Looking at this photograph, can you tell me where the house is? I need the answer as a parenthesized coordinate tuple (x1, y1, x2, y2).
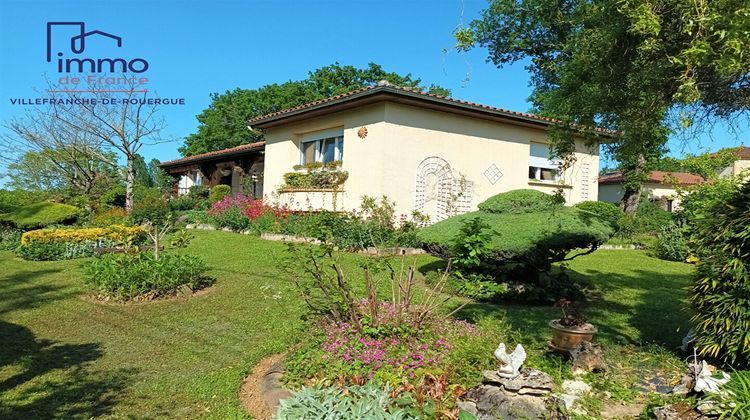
(164, 82, 611, 223)
(160, 141, 265, 197)
(598, 171, 705, 212)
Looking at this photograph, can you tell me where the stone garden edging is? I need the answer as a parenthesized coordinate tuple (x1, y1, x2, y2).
(598, 244, 639, 250)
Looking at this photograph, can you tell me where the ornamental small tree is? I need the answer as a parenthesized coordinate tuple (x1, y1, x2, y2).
(419, 190, 615, 299)
(688, 179, 750, 367)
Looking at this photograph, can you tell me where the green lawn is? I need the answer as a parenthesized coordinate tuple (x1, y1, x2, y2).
(0, 230, 694, 418)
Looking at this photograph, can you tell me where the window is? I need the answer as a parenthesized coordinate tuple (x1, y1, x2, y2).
(528, 143, 559, 182)
(299, 129, 344, 165)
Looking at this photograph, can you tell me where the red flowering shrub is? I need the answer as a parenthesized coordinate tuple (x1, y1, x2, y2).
(207, 194, 289, 231)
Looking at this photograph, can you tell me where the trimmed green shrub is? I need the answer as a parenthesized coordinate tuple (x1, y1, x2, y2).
(477, 189, 562, 214)
(419, 209, 613, 267)
(0, 189, 49, 213)
(209, 185, 231, 203)
(84, 252, 213, 300)
(688, 179, 750, 367)
(276, 383, 413, 420)
(0, 202, 80, 229)
(652, 223, 689, 262)
(419, 190, 614, 301)
(574, 201, 622, 229)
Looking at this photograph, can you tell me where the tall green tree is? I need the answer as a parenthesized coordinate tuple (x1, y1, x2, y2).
(460, 0, 750, 213)
(179, 63, 450, 157)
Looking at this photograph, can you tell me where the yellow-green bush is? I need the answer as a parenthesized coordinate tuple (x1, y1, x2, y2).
(18, 226, 146, 261)
(21, 226, 145, 245)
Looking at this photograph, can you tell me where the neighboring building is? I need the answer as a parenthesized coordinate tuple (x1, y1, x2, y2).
(163, 83, 613, 224)
(718, 145, 750, 178)
(160, 142, 265, 197)
(598, 171, 705, 212)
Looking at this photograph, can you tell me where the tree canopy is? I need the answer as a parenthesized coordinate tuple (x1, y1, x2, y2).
(651, 147, 738, 180)
(460, 0, 750, 213)
(179, 63, 450, 157)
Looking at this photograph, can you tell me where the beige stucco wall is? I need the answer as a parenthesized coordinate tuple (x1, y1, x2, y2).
(263, 101, 600, 221)
(733, 159, 750, 177)
(263, 103, 387, 212)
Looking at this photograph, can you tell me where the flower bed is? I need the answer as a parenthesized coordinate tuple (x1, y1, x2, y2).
(191, 194, 421, 250)
(85, 252, 213, 301)
(283, 300, 499, 415)
(17, 225, 146, 261)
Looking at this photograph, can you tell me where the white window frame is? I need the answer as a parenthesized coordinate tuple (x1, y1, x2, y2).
(528, 142, 560, 182)
(299, 129, 344, 165)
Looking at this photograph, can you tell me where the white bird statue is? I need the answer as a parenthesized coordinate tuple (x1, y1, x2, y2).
(494, 343, 526, 378)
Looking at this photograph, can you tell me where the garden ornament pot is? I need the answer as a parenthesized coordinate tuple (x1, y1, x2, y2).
(548, 319, 597, 352)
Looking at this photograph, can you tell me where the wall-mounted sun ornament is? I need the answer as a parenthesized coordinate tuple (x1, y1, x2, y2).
(357, 127, 368, 139)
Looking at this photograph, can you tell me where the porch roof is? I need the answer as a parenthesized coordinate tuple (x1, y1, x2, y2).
(159, 141, 265, 171)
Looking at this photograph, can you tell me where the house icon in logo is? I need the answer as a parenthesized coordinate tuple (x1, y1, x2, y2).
(46, 22, 122, 62)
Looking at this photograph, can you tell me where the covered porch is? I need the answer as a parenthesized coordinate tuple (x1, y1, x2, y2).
(159, 142, 266, 198)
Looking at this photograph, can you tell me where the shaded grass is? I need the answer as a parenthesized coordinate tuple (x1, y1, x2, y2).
(0, 231, 694, 418)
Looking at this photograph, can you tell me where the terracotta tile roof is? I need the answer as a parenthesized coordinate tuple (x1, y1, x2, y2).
(159, 141, 265, 168)
(732, 146, 750, 159)
(598, 170, 705, 186)
(248, 82, 620, 136)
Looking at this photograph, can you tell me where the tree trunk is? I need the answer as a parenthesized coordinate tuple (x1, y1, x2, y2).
(621, 186, 642, 215)
(620, 153, 646, 215)
(125, 155, 135, 213)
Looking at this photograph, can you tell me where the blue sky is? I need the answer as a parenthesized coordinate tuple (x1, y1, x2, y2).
(1, 0, 747, 176)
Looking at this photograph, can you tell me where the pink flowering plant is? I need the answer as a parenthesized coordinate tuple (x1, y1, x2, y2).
(282, 249, 503, 414)
(314, 300, 477, 376)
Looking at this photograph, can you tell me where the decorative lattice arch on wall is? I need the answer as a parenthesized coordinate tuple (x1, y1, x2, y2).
(414, 156, 453, 224)
(413, 156, 474, 224)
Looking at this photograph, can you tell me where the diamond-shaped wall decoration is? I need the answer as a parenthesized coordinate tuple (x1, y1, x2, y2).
(483, 164, 503, 185)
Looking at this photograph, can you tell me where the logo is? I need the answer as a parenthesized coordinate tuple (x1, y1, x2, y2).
(46, 22, 149, 73)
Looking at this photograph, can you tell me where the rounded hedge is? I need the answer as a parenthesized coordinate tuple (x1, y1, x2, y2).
(573, 201, 622, 229)
(209, 185, 231, 203)
(0, 201, 80, 229)
(477, 189, 562, 214)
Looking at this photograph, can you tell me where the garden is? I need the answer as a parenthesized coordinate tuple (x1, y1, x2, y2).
(1, 180, 749, 419)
